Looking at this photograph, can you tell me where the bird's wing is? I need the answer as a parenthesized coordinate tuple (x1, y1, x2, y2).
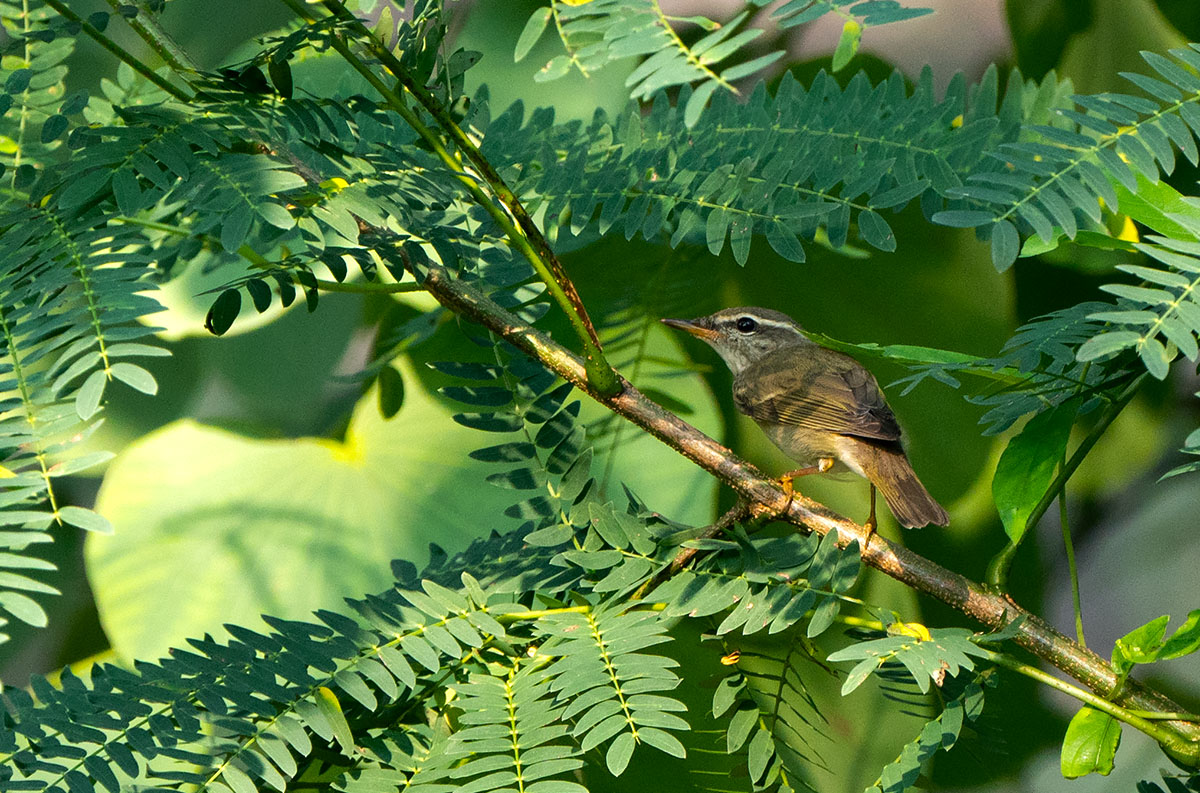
(733, 346, 902, 441)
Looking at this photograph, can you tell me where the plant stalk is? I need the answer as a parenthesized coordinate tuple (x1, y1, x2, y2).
(1059, 459, 1086, 648)
(43, 0, 190, 101)
(103, 0, 197, 75)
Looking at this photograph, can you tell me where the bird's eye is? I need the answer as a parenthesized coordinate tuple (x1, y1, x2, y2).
(735, 317, 757, 333)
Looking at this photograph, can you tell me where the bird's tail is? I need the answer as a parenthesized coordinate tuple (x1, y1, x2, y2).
(860, 444, 949, 529)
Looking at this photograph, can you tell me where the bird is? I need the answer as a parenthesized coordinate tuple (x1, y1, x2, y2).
(661, 306, 949, 532)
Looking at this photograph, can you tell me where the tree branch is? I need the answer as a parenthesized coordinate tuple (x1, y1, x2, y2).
(414, 263, 1200, 765)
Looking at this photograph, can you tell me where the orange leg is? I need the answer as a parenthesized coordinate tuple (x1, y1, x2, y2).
(863, 483, 877, 545)
(779, 457, 834, 507)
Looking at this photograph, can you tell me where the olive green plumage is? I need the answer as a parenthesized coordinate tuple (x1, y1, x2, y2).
(662, 307, 948, 529)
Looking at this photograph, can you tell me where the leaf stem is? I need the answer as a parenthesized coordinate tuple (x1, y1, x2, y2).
(495, 606, 591, 622)
(42, 0, 190, 101)
(313, 278, 421, 294)
(102, 0, 198, 75)
(289, 0, 619, 396)
(1060, 455, 1086, 648)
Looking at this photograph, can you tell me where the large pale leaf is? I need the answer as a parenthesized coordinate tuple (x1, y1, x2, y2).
(581, 322, 721, 527)
(87, 358, 517, 661)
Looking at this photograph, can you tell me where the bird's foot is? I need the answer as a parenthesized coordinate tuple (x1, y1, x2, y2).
(772, 458, 834, 518)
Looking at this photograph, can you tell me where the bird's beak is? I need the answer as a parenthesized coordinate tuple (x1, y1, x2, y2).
(661, 317, 719, 342)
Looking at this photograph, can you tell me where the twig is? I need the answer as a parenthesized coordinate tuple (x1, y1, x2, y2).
(103, 0, 197, 75)
(1060, 456, 1086, 648)
(42, 0, 190, 101)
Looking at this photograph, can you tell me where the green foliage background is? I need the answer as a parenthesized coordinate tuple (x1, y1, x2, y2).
(2, 1, 1200, 792)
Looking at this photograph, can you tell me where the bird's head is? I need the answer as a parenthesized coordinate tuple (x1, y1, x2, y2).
(661, 306, 811, 375)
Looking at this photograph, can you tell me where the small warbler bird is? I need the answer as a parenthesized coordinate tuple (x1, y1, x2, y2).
(662, 307, 949, 530)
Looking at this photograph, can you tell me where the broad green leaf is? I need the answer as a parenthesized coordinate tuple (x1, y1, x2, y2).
(1113, 609, 1200, 675)
(87, 358, 518, 660)
(110, 362, 158, 395)
(1113, 173, 1200, 241)
(831, 19, 862, 71)
(315, 687, 355, 754)
(991, 219, 1019, 270)
(205, 289, 242, 336)
(76, 369, 108, 420)
(992, 402, 1076, 543)
(58, 506, 114, 535)
(605, 731, 635, 776)
(515, 7, 552, 62)
(578, 322, 719, 526)
(1060, 707, 1120, 778)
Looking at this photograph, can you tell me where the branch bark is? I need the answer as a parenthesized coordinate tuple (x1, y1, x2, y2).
(416, 264, 1200, 765)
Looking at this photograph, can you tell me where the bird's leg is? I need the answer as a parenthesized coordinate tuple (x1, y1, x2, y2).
(863, 483, 877, 545)
(778, 457, 834, 511)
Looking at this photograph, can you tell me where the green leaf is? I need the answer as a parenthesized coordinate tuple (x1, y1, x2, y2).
(638, 727, 685, 758)
(992, 402, 1076, 543)
(76, 369, 108, 420)
(1138, 336, 1172, 379)
(377, 365, 404, 419)
(87, 360, 520, 660)
(746, 725, 774, 782)
(991, 219, 1020, 271)
(246, 279, 273, 312)
(268, 57, 293, 98)
(684, 80, 718, 128)
(931, 210, 994, 228)
(222, 204, 254, 252)
(857, 210, 895, 251)
(315, 686, 355, 754)
(831, 19, 862, 71)
(0, 591, 48, 627)
(48, 451, 115, 478)
(205, 289, 242, 336)
(58, 506, 114, 535)
(1060, 707, 1120, 779)
(1158, 609, 1200, 660)
(1113, 610, 1200, 676)
(605, 731, 636, 776)
(257, 202, 295, 230)
(110, 363, 158, 395)
(1076, 331, 1142, 361)
(726, 703, 757, 752)
(1113, 174, 1200, 241)
(515, 7, 552, 62)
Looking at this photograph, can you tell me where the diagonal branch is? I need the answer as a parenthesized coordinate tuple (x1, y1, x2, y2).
(413, 263, 1200, 766)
